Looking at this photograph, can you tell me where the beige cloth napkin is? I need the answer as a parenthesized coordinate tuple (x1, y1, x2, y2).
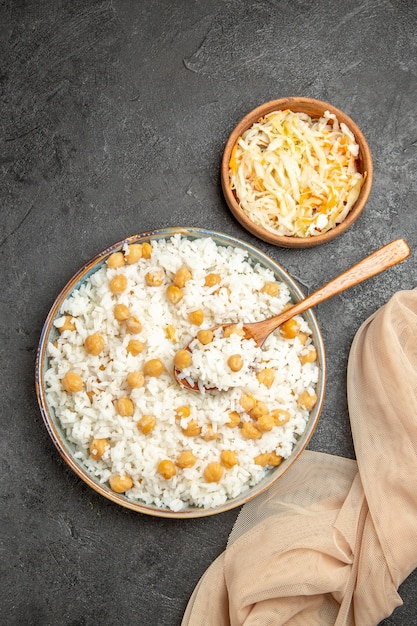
(182, 289, 417, 626)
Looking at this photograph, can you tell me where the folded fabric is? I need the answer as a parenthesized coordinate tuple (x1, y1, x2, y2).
(182, 289, 417, 626)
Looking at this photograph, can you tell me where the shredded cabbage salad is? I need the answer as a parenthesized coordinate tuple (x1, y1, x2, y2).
(229, 109, 365, 238)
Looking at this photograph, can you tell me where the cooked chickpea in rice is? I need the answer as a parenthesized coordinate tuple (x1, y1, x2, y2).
(145, 271, 164, 287)
(227, 354, 244, 372)
(106, 251, 125, 269)
(125, 316, 142, 334)
(173, 266, 192, 288)
(127, 371, 145, 389)
(57, 315, 76, 333)
(61, 371, 83, 392)
(175, 450, 196, 469)
(126, 339, 144, 356)
(166, 284, 184, 304)
(125, 243, 142, 265)
(188, 309, 204, 326)
(220, 450, 238, 469)
(114, 303, 130, 321)
(115, 397, 134, 417)
(137, 414, 156, 435)
(261, 281, 279, 297)
(181, 419, 202, 437)
(45, 235, 319, 511)
(141, 241, 152, 258)
(196, 329, 213, 345)
(109, 274, 127, 294)
(84, 332, 105, 356)
(143, 359, 164, 377)
(175, 405, 191, 419)
(109, 474, 133, 493)
(89, 438, 109, 460)
(157, 459, 176, 480)
(173, 349, 191, 370)
(204, 273, 221, 287)
(204, 462, 224, 483)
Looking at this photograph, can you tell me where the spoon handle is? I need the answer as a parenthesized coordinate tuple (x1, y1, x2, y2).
(251, 238, 410, 344)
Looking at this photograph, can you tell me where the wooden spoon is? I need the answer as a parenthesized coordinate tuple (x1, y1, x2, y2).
(174, 238, 410, 391)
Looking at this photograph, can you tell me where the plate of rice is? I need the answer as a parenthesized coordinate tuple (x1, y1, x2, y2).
(35, 227, 326, 518)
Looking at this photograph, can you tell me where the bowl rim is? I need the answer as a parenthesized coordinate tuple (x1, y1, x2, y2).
(35, 226, 327, 518)
(221, 96, 373, 248)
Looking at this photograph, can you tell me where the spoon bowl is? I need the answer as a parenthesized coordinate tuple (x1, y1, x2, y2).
(174, 238, 410, 391)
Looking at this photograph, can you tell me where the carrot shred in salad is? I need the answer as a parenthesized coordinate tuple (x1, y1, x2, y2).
(229, 109, 366, 238)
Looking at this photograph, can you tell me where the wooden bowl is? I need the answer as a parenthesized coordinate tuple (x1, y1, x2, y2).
(221, 97, 373, 248)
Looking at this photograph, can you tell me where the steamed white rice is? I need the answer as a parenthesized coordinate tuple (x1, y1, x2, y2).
(44, 235, 319, 511)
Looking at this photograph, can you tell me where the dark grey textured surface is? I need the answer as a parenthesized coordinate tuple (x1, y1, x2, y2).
(1, 1, 417, 624)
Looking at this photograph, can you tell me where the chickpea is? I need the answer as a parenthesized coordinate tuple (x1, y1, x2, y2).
(223, 324, 245, 338)
(84, 332, 105, 356)
(261, 281, 279, 297)
(62, 371, 83, 392)
(137, 414, 156, 435)
(173, 266, 192, 288)
(175, 450, 196, 469)
(157, 459, 176, 480)
(220, 450, 238, 469)
(109, 474, 133, 493)
(165, 324, 177, 342)
(106, 252, 125, 269)
(114, 303, 130, 322)
(240, 421, 262, 440)
(181, 420, 202, 437)
(141, 242, 152, 258)
(256, 368, 275, 388)
(89, 438, 109, 460)
(254, 452, 270, 466)
(143, 358, 164, 377)
(196, 329, 213, 345)
(145, 271, 164, 287)
(188, 309, 204, 326)
(227, 354, 244, 372)
(202, 424, 217, 441)
(297, 390, 318, 411)
(256, 414, 276, 432)
(271, 408, 291, 427)
(115, 396, 134, 417)
(268, 451, 283, 467)
(299, 347, 317, 365)
(204, 462, 224, 483)
(126, 339, 144, 356)
(248, 401, 269, 420)
(125, 316, 142, 334)
(175, 405, 191, 419)
(240, 393, 256, 412)
(173, 349, 191, 370)
(166, 284, 184, 304)
(204, 273, 221, 287)
(109, 274, 127, 294)
(126, 371, 145, 388)
(226, 411, 241, 428)
(58, 315, 76, 333)
(298, 331, 309, 345)
(125, 243, 142, 264)
(280, 319, 300, 339)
